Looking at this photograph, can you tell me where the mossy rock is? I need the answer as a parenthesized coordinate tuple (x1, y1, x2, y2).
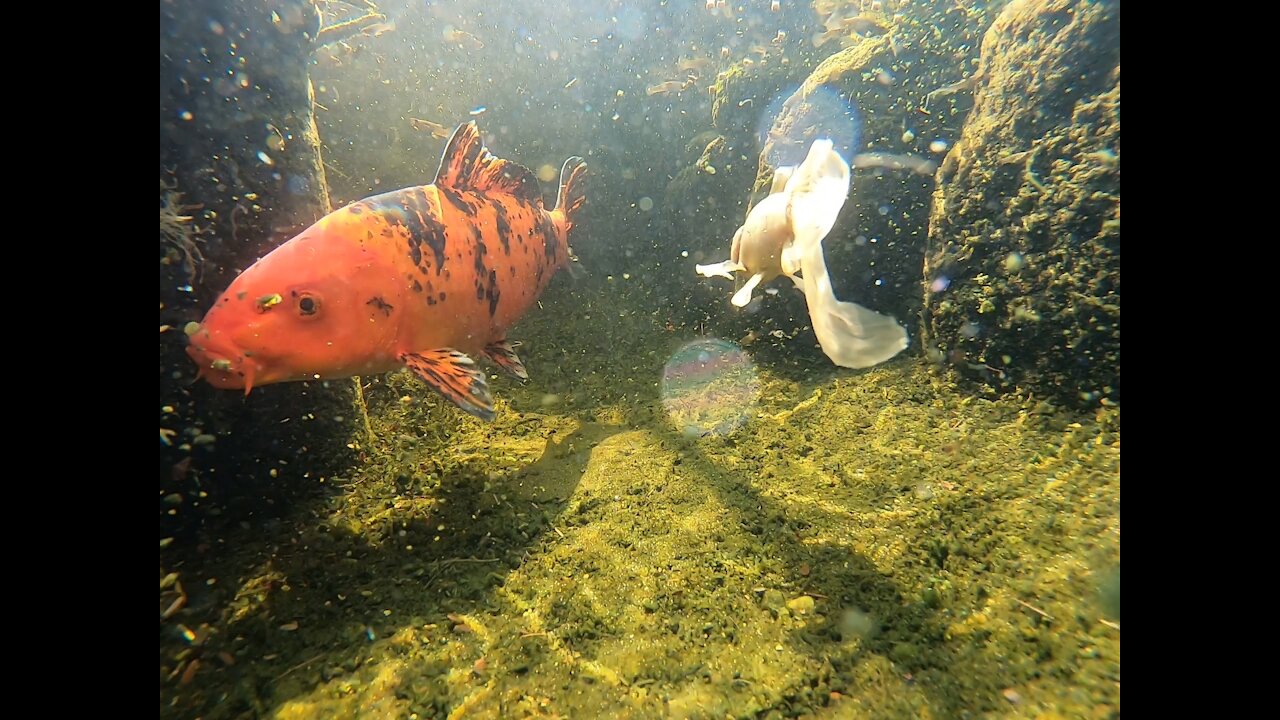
(922, 0, 1120, 409)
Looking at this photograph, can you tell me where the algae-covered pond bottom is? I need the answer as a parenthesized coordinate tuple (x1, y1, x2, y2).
(161, 304, 1119, 720)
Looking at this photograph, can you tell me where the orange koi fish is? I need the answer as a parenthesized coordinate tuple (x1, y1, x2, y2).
(186, 122, 587, 421)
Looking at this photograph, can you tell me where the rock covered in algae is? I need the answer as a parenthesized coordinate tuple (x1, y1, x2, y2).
(159, 0, 358, 552)
(922, 0, 1120, 408)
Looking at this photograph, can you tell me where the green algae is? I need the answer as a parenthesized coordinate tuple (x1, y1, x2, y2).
(160, 275, 1119, 719)
(922, 0, 1121, 409)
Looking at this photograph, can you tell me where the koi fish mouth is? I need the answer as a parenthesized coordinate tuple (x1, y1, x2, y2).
(186, 337, 259, 395)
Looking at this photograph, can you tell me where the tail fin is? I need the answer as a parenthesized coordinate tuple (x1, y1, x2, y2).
(796, 240, 909, 368)
(784, 139, 850, 252)
(554, 156, 588, 231)
(786, 139, 908, 369)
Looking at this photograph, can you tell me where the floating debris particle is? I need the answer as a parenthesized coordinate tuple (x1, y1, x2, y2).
(408, 117, 451, 139)
(180, 658, 200, 685)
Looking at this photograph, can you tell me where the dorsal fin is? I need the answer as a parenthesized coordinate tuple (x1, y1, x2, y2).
(434, 121, 543, 206)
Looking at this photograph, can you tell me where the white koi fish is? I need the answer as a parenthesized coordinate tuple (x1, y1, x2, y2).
(696, 139, 908, 369)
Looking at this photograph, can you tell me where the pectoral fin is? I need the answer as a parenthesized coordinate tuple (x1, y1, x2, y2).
(732, 272, 765, 307)
(484, 339, 529, 381)
(696, 259, 744, 279)
(400, 349, 496, 421)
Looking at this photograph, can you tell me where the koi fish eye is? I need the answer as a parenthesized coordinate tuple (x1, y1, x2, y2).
(297, 293, 321, 316)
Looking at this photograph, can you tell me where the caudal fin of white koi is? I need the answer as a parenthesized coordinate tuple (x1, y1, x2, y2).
(783, 139, 851, 256)
(794, 237, 909, 368)
(786, 139, 909, 368)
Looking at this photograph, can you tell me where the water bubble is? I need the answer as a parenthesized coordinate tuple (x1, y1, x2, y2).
(661, 338, 760, 438)
(758, 85, 861, 168)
